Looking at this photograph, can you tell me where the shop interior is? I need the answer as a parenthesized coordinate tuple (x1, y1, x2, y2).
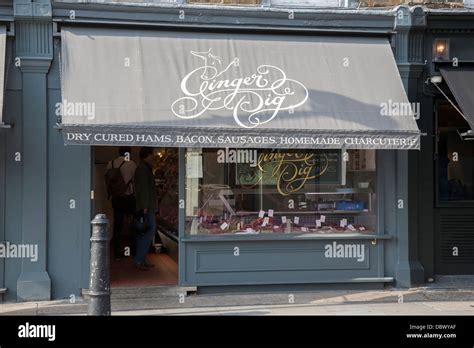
(93, 146, 179, 287)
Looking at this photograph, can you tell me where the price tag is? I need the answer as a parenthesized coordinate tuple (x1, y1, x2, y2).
(316, 220, 321, 228)
(258, 210, 265, 218)
(294, 216, 300, 225)
(347, 224, 356, 231)
(220, 222, 229, 230)
(268, 209, 274, 217)
(301, 227, 308, 232)
(282, 216, 287, 224)
(320, 215, 326, 223)
(262, 217, 269, 227)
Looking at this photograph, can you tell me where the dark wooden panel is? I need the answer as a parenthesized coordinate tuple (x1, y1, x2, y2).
(435, 211, 474, 274)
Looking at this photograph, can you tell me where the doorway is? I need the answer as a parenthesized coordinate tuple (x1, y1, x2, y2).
(434, 103, 474, 274)
(92, 146, 179, 286)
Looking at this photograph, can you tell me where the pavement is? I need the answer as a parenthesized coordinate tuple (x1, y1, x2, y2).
(0, 275, 473, 316)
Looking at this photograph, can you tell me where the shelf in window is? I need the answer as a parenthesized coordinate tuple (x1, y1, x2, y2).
(234, 210, 370, 215)
(347, 169, 376, 172)
(305, 189, 373, 195)
(182, 233, 392, 242)
(232, 188, 373, 195)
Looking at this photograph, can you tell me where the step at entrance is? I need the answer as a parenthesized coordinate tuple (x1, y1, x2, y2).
(82, 286, 197, 300)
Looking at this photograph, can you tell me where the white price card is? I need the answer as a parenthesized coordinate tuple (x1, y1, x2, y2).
(268, 209, 274, 217)
(301, 227, 308, 232)
(316, 220, 321, 228)
(220, 222, 229, 230)
(282, 216, 287, 224)
(262, 217, 270, 226)
(294, 216, 300, 225)
(320, 215, 326, 223)
(258, 210, 265, 218)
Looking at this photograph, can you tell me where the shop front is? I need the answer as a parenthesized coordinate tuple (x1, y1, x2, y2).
(58, 25, 420, 288)
(417, 18, 474, 277)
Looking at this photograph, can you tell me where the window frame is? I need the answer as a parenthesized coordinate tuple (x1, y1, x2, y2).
(182, 147, 381, 239)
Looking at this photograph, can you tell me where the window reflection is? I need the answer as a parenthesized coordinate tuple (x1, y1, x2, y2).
(185, 148, 377, 236)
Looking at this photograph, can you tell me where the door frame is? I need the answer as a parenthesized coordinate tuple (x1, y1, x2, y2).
(0, 128, 5, 291)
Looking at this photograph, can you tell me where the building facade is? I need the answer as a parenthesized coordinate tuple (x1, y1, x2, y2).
(0, 0, 473, 302)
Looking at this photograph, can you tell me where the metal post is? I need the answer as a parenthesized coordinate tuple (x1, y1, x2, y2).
(88, 214, 111, 316)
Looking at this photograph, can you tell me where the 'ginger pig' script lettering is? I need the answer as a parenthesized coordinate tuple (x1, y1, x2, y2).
(171, 49, 309, 129)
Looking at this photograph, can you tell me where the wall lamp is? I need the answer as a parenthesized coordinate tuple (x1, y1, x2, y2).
(429, 75, 443, 84)
(433, 38, 450, 61)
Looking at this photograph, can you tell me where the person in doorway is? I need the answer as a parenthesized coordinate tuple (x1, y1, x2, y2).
(106, 146, 137, 260)
(133, 147, 157, 270)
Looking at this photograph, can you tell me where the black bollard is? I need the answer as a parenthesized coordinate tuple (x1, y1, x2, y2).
(88, 214, 111, 316)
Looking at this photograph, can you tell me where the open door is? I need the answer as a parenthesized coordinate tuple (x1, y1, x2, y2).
(92, 146, 179, 288)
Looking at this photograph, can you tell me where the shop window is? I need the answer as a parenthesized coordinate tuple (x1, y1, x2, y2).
(437, 104, 474, 202)
(185, 148, 377, 236)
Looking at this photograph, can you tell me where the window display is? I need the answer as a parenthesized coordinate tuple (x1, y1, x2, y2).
(185, 148, 377, 236)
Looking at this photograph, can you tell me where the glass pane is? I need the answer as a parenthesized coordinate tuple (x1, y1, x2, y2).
(438, 104, 474, 202)
(185, 148, 377, 236)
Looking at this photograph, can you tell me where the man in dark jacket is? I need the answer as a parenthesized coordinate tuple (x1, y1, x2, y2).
(133, 147, 157, 270)
(107, 146, 136, 260)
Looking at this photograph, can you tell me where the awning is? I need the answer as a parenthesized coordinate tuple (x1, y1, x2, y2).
(440, 67, 474, 131)
(60, 27, 420, 150)
(0, 26, 7, 126)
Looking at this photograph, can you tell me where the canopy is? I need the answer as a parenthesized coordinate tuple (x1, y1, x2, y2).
(60, 27, 420, 150)
(440, 67, 474, 132)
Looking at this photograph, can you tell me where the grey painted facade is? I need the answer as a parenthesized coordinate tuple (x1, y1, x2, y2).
(417, 11, 474, 278)
(0, 0, 472, 301)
